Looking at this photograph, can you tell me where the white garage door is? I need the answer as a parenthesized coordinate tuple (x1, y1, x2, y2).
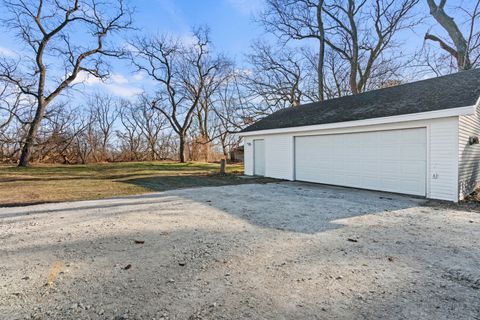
(294, 128, 427, 196)
(254, 139, 265, 176)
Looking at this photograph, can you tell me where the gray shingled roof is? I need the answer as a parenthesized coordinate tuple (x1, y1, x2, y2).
(242, 68, 480, 133)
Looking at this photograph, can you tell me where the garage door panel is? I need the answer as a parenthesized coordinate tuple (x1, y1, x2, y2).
(400, 144, 426, 157)
(295, 128, 426, 196)
(398, 129, 426, 143)
(400, 162, 425, 174)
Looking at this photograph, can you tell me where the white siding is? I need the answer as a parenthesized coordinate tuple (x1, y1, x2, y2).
(244, 137, 254, 175)
(428, 118, 459, 201)
(253, 139, 266, 176)
(265, 135, 294, 180)
(458, 104, 480, 199)
(243, 117, 460, 201)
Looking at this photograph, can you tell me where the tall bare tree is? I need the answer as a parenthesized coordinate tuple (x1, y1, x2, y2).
(89, 94, 120, 161)
(260, 0, 420, 96)
(0, 82, 23, 131)
(0, 0, 132, 166)
(260, 0, 327, 100)
(131, 96, 167, 160)
(192, 53, 231, 161)
(34, 103, 87, 163)
(129, 27, 228, 162)
(322, 0, 419, 94)
(245, 43, 312, 110)
(212, 72, 249, 158)
(425, 0, 479, 71)
(117, 101, 143, 161)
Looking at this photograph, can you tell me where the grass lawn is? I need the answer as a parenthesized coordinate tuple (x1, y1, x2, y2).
(0, 161, 270, 207)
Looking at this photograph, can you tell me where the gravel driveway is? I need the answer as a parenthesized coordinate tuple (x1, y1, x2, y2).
(1, 182, 479, 320)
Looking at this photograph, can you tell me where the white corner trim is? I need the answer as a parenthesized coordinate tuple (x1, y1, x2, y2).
(239, 105, 476, 137)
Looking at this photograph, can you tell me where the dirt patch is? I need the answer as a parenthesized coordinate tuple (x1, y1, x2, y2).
(125, 174, 278, 193)
(0, 182, 479, 319)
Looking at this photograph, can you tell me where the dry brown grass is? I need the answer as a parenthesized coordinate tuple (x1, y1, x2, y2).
(0, 161, 251, 207)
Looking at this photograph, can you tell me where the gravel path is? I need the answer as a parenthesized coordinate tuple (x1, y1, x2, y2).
(0, 182, 479, 320)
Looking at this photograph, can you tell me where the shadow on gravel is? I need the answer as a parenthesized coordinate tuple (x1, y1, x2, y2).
(173, 182, 426, 234)
(1, 191, 478, 320)
(124, 174, 278, 192)
(0, 182, 423, 234)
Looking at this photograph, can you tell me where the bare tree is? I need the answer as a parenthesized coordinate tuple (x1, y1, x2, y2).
(0, 82, 26, 161)
(0, 0, 132, 166)
(322, 0, 419, 94)
(79, 108, 101, 163)
(132, 96, 168, 160)
(0, 82, 23, 131)
(245, 42, 312, 110)
(34, 103, 87, 163)
(425, 0, 479, 71)
(317, 49, 351, 98)
(117, 100, 143, 161)
(89, 94, 120, 161)
(260, 0, 327, 100)
(0, 120, 25, 162)
(191, 53, 232, 162)
(129, 27, 228, 162)
(212, 73, 247, 158)
(260, 0, 420, 96)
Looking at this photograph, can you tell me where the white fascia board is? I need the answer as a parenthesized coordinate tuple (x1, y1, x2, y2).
(239, 105, 476, 137)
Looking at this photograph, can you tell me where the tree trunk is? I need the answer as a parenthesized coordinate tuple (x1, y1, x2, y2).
(200, 134, 210, 162)
(221, 135, 228, 159)
(316, 0, 325, 101)
(317, 43, 325, 100)
(426, 0, 472, 71)
(348, 0, 359, 94)
(179, 134, 186, 163)
(220, 159, 226, 175)
(18, 102, 46, 167)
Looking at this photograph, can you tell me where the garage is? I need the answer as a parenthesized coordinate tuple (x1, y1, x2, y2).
(294, 128, 427, 196)
(240, 69, 480, 201)
(253, 139, 265, 176)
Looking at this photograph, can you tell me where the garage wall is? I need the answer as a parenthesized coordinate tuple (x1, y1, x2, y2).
(428, 118, 459, 201)
(243, 117, 460, 201)
(458, 103, 480, 199)
(244, 135, 294, 179)
(244, 137, 254, 175)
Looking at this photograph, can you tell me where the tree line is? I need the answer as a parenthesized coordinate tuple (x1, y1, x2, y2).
(0, 0, 478, 166)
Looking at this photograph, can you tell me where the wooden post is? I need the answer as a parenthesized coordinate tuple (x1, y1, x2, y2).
(220, 159, 226, 175)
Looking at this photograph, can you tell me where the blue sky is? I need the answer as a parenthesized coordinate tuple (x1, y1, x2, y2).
(0, 0, 267, 100)
(139, 0, 266, 57)
(0, 0, 472, 101)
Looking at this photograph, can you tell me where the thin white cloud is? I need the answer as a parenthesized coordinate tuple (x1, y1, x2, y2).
(111, 74, 129, 85)
(226, 0, 264, 15)
(73, 71, 143, 98)
(157, 0, 189, 32)
(179, 33, 198, 47)
(107, 84, 143, 98)
(0, 46, 17, 57)
(72, 71, 102, 85)
(132, 72, 144, 82)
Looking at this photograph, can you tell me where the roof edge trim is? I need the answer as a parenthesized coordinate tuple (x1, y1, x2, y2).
(239, 105, 475, 137)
